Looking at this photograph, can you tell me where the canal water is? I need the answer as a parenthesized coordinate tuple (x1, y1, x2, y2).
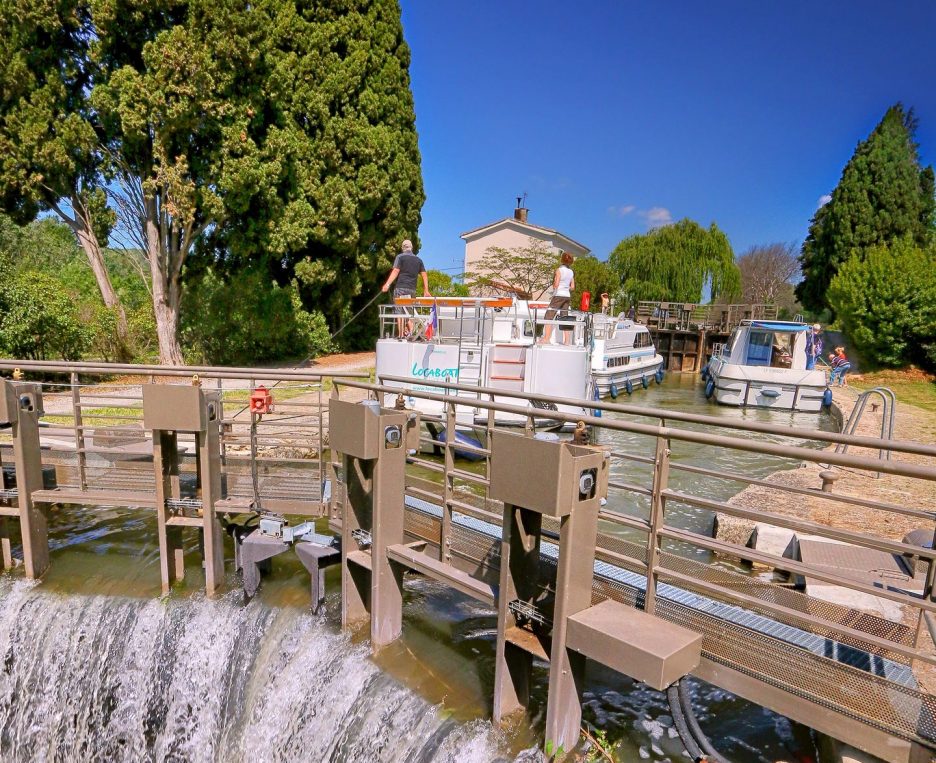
(0, 374, 836, 762)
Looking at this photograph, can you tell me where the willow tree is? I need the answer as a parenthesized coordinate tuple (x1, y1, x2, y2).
(608, 219, 740, 305)
(1, 0, 423, 363)
(797, 104, 935, 314)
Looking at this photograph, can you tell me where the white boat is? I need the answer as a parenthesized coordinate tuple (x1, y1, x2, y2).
(375, 297, 591, 427)
(702, 320, 830, 412)
(590, 313, 665, 398)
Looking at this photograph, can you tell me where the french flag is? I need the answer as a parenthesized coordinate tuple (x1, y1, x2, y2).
(425, 303, 438, 340)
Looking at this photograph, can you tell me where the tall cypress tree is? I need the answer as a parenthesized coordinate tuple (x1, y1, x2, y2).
(797, 104, 936, 314)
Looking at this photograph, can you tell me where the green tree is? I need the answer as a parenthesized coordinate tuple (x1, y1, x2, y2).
(0, 270, 88, 361)
(1, 0, 423, 364)
(466, 237, 558, 299)
(569, 256, 616, 312)
(797, 104, 936, 314)
(608, 219, 740, 305)
(427, 270, 469, 297)
(827, 237, 936, 370)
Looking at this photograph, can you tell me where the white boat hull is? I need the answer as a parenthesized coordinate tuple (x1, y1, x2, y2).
(706, 357, 828, 412)
(591, 353, 665, 396)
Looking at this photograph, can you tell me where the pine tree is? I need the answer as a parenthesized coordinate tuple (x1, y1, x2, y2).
(607, 219, 740, 305)
(797, 104, 936, 314)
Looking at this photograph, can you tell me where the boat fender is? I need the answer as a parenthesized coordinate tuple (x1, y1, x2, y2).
(760, 389, 781, 398)
(705, 378, 716, 399)
(641, 376, 649, 389)
(625, 379, 633, 395)
(592, 384, 602, 417)
(609, 382, 619, 399)
(700, 363, 708, 379)
(822, 388, 833, 408)
(655, 369, 665, 384)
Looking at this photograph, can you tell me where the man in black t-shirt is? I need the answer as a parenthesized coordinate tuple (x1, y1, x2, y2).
(382, 239, 430, 337)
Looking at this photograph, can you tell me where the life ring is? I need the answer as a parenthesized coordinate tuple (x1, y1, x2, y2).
(705, 378, 716, 399)
(625, 379, 633, 395)
(655, 369, 665, 384)
(609, 382, 619, 399)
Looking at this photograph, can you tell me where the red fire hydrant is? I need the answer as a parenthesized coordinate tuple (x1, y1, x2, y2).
(580, 291, 591, 312)
(250, 385, 274, 415)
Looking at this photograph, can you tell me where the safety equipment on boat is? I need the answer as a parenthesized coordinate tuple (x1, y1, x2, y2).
(592, 384, 602, 417)
(609, 382, 618, 399)
(700, 363, 709, 379)
(822, 388, 833, 408)
(624, 380, 633, 395)
(705, 378, 716, 399)
(641, 376, 649, 389)
(655, 369, 665, 384)
(580, 291, 591, 311)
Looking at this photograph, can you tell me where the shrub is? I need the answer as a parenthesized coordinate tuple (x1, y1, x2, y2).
(827, 238, 936, 370)
(0, 271, 89, 360)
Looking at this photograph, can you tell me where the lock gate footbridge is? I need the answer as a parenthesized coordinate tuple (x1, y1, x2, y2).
(1, 359, 935, 761)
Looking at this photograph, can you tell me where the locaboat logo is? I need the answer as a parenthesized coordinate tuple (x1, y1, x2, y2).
(411, 363, 459, 380)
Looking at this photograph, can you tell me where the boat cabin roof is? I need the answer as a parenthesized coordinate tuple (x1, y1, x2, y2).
(742, 320, 809, 332)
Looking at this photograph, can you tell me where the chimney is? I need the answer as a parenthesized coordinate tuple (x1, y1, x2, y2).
(514, 194, 529, 224)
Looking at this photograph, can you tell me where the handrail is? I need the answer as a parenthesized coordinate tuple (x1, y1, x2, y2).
(376, 374, 936, 458)
(0, 359, 369, 381)
(341, 378, 936, 480)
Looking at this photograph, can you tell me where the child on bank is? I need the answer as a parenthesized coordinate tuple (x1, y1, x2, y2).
(828, 347, 851, 387)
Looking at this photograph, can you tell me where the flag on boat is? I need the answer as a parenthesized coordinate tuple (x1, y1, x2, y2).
(425, 303, 438, 340)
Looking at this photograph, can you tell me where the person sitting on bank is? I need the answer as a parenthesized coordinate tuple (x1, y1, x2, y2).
(805, 323, 823, 370)
(382, 239, 430, 338)
(539, 251, 574, 345)
(829, 347, 851, 387)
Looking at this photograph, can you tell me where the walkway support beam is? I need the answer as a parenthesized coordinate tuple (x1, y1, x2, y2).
(330, 398, 408, 648)
(0, 381, 48, 578)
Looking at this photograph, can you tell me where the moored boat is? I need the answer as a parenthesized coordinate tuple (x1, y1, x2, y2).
(702, 319, 830, 411)
(590, 313, 665, 398)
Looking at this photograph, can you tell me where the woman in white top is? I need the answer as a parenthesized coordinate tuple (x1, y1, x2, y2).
(540, 251, 575, 345)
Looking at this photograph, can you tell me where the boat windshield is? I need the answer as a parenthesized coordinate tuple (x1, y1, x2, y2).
(746, 330, 796, 368)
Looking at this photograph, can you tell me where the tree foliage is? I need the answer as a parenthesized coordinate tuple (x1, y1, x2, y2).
(736, 242, 801, 316)
(608, 219, 740, 305)
(427, 270, 469, 297)
(466, 237, 558, 299)
(797, 104, 936, 313)
(827, 237, 936, 370)
(1, 0, 424, 363)
(569, 256, 617, 312)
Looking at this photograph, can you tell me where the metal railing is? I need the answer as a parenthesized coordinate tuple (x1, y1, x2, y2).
(334, 373, 936, 754)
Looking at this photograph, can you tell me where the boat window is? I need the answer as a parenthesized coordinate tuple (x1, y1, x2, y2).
(728, 329, 742, 357)
(769, 332, 795, 369)
(745, 331, 773, 366)
(523, 320, 542, 338)
(633, 332, 653, 348)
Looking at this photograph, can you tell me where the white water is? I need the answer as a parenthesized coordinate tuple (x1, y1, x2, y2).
(0, 579, 517, 762)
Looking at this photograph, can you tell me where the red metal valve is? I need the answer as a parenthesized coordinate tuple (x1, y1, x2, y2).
(250, 385, 274, 414)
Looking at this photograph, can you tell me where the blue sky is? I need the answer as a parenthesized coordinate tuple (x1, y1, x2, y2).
(398, 1, 936, 273)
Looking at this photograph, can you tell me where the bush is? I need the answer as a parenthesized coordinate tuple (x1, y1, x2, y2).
(0, 271, 89, 360)
(181, 270, 334, 365)
(827, 238, 936, 370)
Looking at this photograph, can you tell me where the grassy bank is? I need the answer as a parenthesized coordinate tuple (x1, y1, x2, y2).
(848, 368, 936, 412)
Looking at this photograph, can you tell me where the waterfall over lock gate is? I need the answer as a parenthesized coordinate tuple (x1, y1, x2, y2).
(0, 580, 514, 763)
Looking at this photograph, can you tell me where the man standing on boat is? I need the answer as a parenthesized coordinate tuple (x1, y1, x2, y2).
(382, 240, 430, 337)
(805, 323, 823, 370)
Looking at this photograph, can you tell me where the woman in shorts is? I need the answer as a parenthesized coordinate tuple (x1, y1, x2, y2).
(539, 252, 575, 345)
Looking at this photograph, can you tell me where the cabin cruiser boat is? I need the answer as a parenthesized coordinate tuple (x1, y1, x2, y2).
(702, 320, 830, 412)
(590, 313, 665, 398)
(375, 297, 592, 428)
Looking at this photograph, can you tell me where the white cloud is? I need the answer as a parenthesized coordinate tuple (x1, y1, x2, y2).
(641, 206, 673, 228)
(608, 204, 636, 217)
(817, 194, 832, 209)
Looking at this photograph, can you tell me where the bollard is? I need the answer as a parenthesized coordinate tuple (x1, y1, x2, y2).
(0, 381, 48, 578)
(819, 469, 842, 493)
(329, 397, 408, 648)
(488, 430, 608, 752)
(143, 384, 224, 595)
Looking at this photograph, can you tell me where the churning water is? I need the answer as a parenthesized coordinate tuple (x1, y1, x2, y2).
(0, 579, 514, 762)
